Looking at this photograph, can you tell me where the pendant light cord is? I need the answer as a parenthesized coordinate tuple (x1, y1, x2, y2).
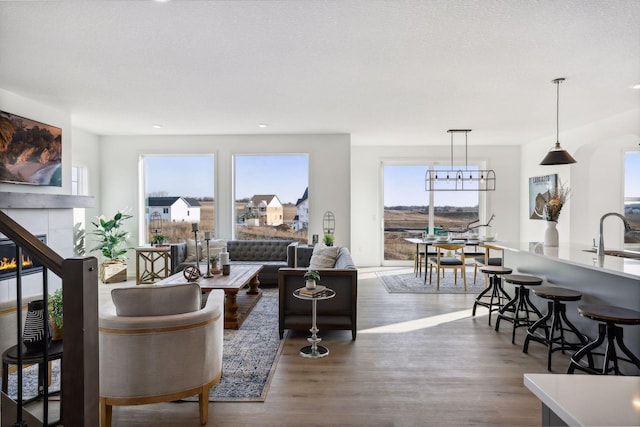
(556, 79, 560, 144)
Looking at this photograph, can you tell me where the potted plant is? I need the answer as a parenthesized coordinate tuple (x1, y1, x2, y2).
(91, 209, 133, 283)
(323, 234, 335, 246)
(48, 288, 63, 341)
(151, 233, 168, 246)
(209, 253, 220, 274)
(304, 269, 321, 289)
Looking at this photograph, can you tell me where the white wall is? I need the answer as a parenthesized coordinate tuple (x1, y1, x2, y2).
(0, 88, 72, 195)
(0, 89, 75, 300)
(351, 144, 521, 267)
(98, 134, 351, 275)
(520, 109, 640, 247)
(70, 127, 102, 250)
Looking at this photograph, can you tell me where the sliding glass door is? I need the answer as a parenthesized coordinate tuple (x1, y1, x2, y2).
(383, 163, 480, 263)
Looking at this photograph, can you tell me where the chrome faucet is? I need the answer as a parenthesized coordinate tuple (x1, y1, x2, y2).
(597, 212, 632, 259)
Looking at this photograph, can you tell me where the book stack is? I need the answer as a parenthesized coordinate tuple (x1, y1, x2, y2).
(299, 285, 327, 296)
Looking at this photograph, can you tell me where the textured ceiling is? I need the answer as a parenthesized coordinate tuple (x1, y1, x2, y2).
(0, 0, 638, 146)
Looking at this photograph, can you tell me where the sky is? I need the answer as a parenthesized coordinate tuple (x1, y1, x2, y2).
(625, 152, 640, 199)
(144, 154, 308, 204)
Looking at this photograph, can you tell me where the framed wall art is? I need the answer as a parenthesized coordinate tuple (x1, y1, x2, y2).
(0, 110, 62, 186)
(528, 174, 557, 220)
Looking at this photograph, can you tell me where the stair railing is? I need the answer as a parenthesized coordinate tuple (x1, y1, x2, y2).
(0, 209, 98, 426)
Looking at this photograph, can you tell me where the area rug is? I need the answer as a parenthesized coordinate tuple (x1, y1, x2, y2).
(6, 360, 61, 401)
(7, 288, 284, 403)
(377, 268, 486, 294)
(185, 286, 284, 402)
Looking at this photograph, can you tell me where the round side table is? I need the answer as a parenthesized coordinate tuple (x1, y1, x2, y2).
(293, 287, 336, 358)
(2, 340, 63, 401)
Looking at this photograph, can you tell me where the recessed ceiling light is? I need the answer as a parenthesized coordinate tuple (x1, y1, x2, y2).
(258, 123, 268, 128)
(632, 84, 640, 89)
(152, 124, 163, 129)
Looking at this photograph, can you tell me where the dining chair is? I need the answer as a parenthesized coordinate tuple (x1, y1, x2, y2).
(473, 244, 503, 285)
(427, 243, 467, 290)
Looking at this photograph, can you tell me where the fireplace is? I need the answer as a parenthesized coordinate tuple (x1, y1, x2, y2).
(0, 235, 46, 280)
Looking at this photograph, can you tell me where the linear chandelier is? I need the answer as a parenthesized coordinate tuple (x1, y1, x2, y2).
(425, 129, 496, 191)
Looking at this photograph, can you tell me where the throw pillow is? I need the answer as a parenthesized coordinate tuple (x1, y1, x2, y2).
(184, 239, 202, 262)
(309, 245, 340, 269)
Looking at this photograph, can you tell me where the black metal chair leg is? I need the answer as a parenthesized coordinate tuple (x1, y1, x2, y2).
(568, 323, 607, 374)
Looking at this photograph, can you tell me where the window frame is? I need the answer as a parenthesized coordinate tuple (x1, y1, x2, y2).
(381, 161, 486, 265)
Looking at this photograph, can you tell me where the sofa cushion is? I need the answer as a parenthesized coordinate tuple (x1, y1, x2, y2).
(309, 245, 340, 269)
(111, 283, 202, 316)
(185, 239, 206, 262)
(335, 247, 357, 269)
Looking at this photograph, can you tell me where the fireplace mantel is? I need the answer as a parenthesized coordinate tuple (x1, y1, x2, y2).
(0, 192, 95, 209)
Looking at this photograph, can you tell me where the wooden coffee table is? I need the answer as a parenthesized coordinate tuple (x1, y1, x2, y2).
(155, 264, 263, 329)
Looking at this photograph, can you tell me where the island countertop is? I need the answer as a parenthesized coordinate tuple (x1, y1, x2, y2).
(524, 374, 640, 426)
(485, 242, 640, 280)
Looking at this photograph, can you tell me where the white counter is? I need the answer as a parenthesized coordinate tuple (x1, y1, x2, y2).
(487, 242, 640, 280)
(524, 373, 640, 426)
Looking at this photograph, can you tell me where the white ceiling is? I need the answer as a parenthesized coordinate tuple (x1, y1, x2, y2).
(1, 0, 639, 146)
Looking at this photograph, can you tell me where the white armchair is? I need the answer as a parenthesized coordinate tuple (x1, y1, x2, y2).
(99, 283, 223, 427)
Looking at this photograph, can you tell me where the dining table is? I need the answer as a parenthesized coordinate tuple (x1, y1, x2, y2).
(404, 237, 487, 277)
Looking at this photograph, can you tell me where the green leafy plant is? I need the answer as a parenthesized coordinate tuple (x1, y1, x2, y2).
(323, 234, 335, 246)
(90, 210, 133, 262)
(48, 288, 63, 328)
(151, 233, 168, 245)
(304, 269, 321, 282)
(209, 253, 220, 264)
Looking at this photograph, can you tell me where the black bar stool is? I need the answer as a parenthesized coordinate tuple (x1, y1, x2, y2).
(568, 304, 640, 375)
(495, 274, 543, 344)
(523, 285, 589, 371)
(472, 266, 512, 325)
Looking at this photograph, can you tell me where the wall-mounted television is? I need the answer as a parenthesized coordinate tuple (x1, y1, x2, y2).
(0, 110, 62, 186)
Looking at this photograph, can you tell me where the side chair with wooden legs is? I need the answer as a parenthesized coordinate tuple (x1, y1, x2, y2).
(427, 243, 466, 291)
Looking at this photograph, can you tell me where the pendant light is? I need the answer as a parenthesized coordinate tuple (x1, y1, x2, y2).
(540, 77, 577, 165)
(425, 129, 496, 191)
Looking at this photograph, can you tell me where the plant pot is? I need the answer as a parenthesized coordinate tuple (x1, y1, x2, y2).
(50, 319, 63, 341)
(100, 261, 127, 283)
(305, 280, 316, 290)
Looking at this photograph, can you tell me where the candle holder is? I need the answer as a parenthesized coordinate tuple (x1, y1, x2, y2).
(192, 226, 201, 275)
(203, 235, 213, 278)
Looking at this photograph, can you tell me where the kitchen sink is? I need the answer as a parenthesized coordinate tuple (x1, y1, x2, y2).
(582, 249, 640, 260)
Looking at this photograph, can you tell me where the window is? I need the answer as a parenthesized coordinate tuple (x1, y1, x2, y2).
(624, 152, 640, 246)
(383, 164, 480, 262)
(72, 165, 88, 256)
(234, 155, 308, 242)
(143, 155, 214, 244)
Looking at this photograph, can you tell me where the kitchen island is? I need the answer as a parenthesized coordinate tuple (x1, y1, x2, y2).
(493, 242, 640, 372)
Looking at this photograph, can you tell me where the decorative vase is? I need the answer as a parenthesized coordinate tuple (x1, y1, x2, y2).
(23, 299, 52, 353)
(51, 319, 64, 341)
(306, 280, 316, 290)
(544, 221, 559, 247)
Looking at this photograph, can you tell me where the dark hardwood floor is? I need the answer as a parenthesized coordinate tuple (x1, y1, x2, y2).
(105, 268, 571, 426)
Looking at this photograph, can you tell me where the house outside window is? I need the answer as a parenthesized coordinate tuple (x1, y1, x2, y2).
(143, 155, 214, 244)
(234, 155, 308, 242)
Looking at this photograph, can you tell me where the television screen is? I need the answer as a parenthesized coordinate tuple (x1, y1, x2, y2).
(0, 110, 62, 186)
